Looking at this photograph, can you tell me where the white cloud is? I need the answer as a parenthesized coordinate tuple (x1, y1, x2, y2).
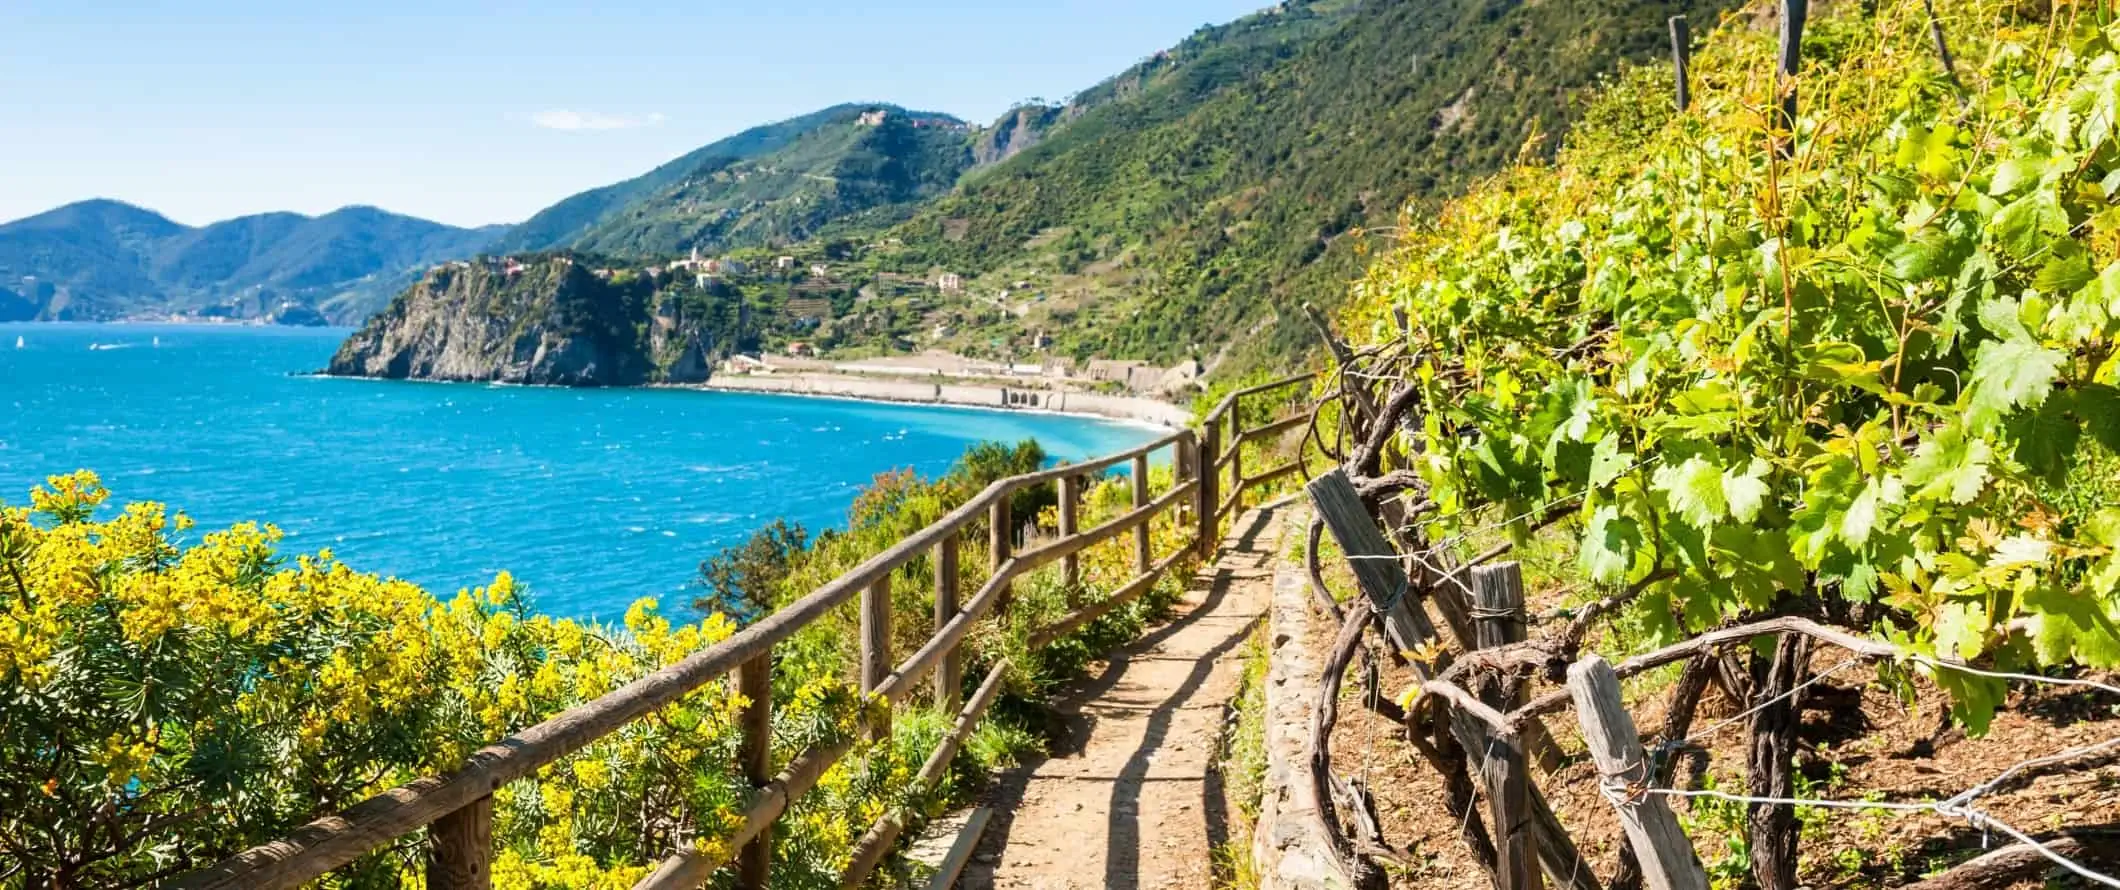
(529, 110, 667, 131)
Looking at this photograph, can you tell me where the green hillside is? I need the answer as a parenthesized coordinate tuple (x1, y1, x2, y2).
(885, 0, 1736, 371)
(503, 105, 977, 258)
(0, 200, 503, 323)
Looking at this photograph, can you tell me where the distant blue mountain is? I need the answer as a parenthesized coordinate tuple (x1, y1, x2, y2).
(0, 199, 506, 324)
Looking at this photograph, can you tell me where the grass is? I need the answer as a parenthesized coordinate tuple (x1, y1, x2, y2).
(1212, 620, 1274, 889)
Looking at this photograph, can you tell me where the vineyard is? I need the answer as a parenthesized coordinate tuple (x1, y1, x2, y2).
(1281, 0, 2120, 887)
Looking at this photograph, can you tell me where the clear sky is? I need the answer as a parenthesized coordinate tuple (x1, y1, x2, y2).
(0, 1, 1267, 229)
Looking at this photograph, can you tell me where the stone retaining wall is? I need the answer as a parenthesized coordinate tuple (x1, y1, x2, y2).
(1252, 503, 1361, 889)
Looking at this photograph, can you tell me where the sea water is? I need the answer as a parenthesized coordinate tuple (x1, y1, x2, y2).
(0, 323, 1160, 619)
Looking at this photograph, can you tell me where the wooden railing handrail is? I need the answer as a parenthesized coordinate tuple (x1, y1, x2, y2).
(173, 370, 1317, 890)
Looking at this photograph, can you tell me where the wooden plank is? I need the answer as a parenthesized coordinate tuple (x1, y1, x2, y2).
(1008, 482, 1193, 573)
(1471, 564, 1540, 890)
(990, 498, 1012, 615)
(840, 663, 1010, 888)
(1568, 655, 1708, 890)
(1197, 422, 1220, 559)
(427, 795, 492, 890)
(736, 654, 773, 889)
(925, 808, 994, 890)
(1227, 407, 1245, 516)
(636, 730, 866, 890)
(1305, 469, 1429, 655)
(1132, 455, 1153, 574)
(1028, 545, 1193, 649)
(934, 533, 961, 711)
(1669, 15, 1691, 111)
(1059, 471, 1081, 589)
(1235, 411, 1310, 444)
(862, 575, 893, 741)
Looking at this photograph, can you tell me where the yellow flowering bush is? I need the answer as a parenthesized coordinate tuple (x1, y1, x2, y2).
(0, 471, 858, 889)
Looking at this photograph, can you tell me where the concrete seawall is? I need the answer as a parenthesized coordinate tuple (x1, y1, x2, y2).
(698, 373, 1193, 428)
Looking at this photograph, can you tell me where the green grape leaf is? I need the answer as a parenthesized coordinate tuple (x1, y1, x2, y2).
(1838, 475, 1903, 547)
(2078, 383, 2120, 451)
(1931, 664, 2006, 736)
(1653, 456, 1727, 529)
(2007, 393, 2081, 479)
(1990, 189, 2067, 261)
(1588, 436, 1632, 488)
(1723, 459, 1770, 523)
(1580, 505, 1643, 584)
(2021, 584, 2120, 668)
(1966, 337, 2066, 427)
(1904, 426, 1994, 504)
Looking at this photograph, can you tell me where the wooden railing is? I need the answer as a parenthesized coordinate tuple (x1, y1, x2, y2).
(169, 372, 1313, 890)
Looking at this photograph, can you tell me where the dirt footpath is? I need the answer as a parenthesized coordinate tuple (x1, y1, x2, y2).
(960, 505, 1285, 889)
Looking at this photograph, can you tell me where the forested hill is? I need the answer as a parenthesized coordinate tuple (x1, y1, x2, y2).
(498, 104, 976, 258)
(0, 200, 505, 324)
(883, 0, 1738, 370)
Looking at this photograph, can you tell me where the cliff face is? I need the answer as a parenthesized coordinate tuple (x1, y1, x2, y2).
(972, 105, 1062, 166)
(325, 258, 660, 386)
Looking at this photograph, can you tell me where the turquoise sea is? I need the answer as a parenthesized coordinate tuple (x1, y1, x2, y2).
(0, 323, 1159, 619)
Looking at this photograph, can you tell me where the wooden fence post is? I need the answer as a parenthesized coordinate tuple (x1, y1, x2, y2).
(1197, 424, 1220, 559)
(862, 575, 892, 741)
(1228, 407, 1245, 514)
(1472, 564, 1563, 772)
(990, 498, 1013, 613)
(1059, 471, 1081, 589)
(736, 654, 774, 889)
(934, 532, 961, 711)
(1308, 470, 1601, 890)
(1568, 655, 1708, 890)
(1669, 15, 1691, 111)
(1132, 454, 1153, 575)
(427, 796, 493, 890)
(1777, 0, 1807, 156)
(1307, 469, 1436, 654)
(1470, 564, 1540, 890)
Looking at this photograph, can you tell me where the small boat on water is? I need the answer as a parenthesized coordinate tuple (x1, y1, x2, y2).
(13, 336, 21, 349)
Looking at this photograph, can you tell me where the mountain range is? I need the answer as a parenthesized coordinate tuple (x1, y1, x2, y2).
(8, 0, 1729, 370)
(0, 201, 505, 324)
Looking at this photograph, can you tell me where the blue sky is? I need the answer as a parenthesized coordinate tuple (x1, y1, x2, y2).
(0, 1, 1268, 228)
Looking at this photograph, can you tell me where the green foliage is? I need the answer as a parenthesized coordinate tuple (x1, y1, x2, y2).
(882, 0, 1734, 371)
(1344, 0, 2120, 730)
(508, 106, 976, 261)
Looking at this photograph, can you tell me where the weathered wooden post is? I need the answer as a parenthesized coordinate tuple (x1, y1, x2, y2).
(934, 532, 961, 711)
(1472, 564, 1563, 772)
(1308, 470, 1600, 890)
(1470, 564, 1541, 890)
(1132, 453, 1153, 575)
(862, 574, 892, 741)
(428, 796, 493, 890)
(1777, 0, 1807, 156)
(990, 497, 1013, 612)
(1227, 403, 1245, 515)
(736, 653, 774, 889)
(1059, 471, 1081, 588)
(1669, 15, 1691, 111)
(1197, 423, 1220, 559)
(1569, 655, 1708, 890)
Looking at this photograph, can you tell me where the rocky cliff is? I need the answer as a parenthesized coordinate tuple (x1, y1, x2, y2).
(325, 256, 670, 386)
